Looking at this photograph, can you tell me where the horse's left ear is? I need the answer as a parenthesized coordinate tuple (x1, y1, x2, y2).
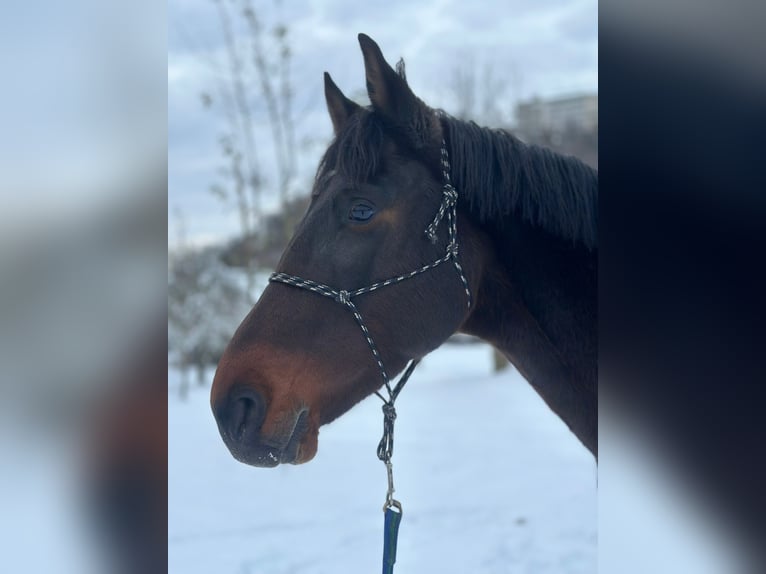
(358, 33, 441, 149)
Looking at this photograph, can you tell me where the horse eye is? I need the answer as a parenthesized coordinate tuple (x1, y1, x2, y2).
(349, 202, 376, 222)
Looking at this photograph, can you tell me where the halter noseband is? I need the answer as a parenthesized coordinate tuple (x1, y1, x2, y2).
(268, 140, 471, 568)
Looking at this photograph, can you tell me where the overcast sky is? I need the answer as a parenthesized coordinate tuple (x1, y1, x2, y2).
(168, 0, 597, 248)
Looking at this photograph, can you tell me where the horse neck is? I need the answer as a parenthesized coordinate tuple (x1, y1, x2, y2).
(460, 218, 598, 456)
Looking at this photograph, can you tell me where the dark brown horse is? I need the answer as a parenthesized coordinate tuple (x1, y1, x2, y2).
(211, 34, 597, 468)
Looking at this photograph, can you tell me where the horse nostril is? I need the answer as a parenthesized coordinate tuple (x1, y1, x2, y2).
(226, 388, 266, 442)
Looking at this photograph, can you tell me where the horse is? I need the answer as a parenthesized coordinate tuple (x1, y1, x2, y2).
(211, 34, 597, 470)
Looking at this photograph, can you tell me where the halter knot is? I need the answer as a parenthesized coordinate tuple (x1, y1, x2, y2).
(382, 402, 397, 422)
(447, 241, 459, 257)
(377, 402, 397, 462)
(425, 184, 459, 244)
(442, 185, 457, 205)
(336, 290, 350, 305)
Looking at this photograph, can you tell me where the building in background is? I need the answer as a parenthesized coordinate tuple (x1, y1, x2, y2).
(514, 93, 598, 169)
(516, 93, 598, 139)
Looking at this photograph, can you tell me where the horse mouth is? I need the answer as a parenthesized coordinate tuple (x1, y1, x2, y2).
(280, 409, 309, 464)
(229, 409, 310, 467)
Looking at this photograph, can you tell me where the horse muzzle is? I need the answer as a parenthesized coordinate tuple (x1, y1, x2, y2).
(213, 387, 312, 467)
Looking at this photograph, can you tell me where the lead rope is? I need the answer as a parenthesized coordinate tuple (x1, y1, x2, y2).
(268, 139, 470, 574)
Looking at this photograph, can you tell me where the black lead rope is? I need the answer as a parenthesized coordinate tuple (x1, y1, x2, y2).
(377, 358, 418, 574)
(269, 140, 470, 574)
(376, 358, 418, 464)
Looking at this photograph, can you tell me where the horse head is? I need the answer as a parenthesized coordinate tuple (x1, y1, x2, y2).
(210, 34, 488, 466)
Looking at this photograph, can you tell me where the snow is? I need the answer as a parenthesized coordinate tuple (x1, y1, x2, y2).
(169, 343, 597, 573)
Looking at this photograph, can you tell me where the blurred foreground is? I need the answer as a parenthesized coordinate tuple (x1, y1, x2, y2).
(0, 2, 166, 572)
(0, 182, 167, 573)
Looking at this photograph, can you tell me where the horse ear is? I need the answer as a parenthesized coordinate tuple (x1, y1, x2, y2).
(358, 34, 413, 119)
(358, 33, 441, 149)
(324, 72, 360, 134)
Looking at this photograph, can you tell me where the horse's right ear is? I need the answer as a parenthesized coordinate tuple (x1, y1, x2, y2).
(358, 33, 441, 150)
(357, 33, 412, 123)
(324, 72, 360, 134)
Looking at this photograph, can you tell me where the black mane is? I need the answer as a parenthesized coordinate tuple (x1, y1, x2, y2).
(315, 103, 597, 251)
(442, 115, 598, 250)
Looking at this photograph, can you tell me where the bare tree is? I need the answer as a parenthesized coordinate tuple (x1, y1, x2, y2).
(197, 0, 299, 299)
(450, 55, 512, 127)
(451, 55, 477, 121)
(242, 4, 297, 216)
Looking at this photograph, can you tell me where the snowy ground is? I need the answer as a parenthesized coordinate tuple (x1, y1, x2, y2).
(169, 343, 597, 574)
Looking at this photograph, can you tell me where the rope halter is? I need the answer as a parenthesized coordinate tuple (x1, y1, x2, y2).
(268, 138, 472, 516)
